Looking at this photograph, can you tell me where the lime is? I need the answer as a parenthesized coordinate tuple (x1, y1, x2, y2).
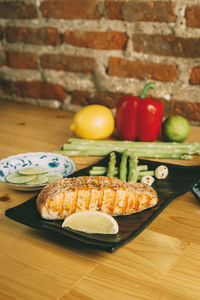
(19, 167, 48, 175)
(70, 105, 115, 140)
(5, 172, 36, 184)
(46, 173, 63, 183)
(162, 115, 190, 142)
(62, 211, 119, 234)
(26, 175, 48, 186)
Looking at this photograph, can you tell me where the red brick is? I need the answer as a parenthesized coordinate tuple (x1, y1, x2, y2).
(40, 0, 100, 19)
(71, 90, 90, 106)
(15, 81, 66, 101)
(108, 57, 178, 82)
(0, 44, 5, 67)
(105, 1, 176, 22)
(0, 2, 37, 19)
(5, 27, 61, 46)
(0, 79, 13, 98)
(71, 90, 122, 108)
(185, 5, 200, 28)
(190, 66, 200, 85)
(40, 54, 96, 74)
(133, 34, 200, 58)
(104, 1, 122, 20)
(0, 57, 5, 68)
(5, 51, 38, 70)
(71, 90, 200, 123)
(63, 31, 128, 50)
(163, 100, 200, 123)
(0, 26, 3, 40)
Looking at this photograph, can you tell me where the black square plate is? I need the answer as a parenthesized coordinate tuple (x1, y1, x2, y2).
(5, 152, 200, 252)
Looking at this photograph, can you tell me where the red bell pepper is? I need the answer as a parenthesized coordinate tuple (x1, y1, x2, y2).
(116, 82, 163, 142)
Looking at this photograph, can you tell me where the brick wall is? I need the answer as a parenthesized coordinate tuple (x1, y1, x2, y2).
(0, 0, 200, 124)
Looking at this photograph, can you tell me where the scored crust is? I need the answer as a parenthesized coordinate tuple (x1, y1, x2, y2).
(36, 176, 158, 219)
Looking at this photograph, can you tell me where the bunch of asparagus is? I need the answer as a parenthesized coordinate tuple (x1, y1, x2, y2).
(89, 151, 154, 183)
(55, 138, 200, 160)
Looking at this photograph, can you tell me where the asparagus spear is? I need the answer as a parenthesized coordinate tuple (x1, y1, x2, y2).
(91, 166, 118, 171)
(91, 165, 148, 172)
(54, 150, 193, 160)
(60, 139, 200, 159)
(128, 154, 138, 182)
(89, 169, 118, 176)
(107, 152, 116, 178)
(136, 165, 148, 171)
(119, 150, 129, 181)
(67, 138, 200, 153)
(137, 170, 155, 179)
(89, 169, 106, 176)
(89, 166, 152, 177)
(63, 143, 198, 155)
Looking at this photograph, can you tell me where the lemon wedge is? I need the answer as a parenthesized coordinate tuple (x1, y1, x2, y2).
(62, 211, 119, 234)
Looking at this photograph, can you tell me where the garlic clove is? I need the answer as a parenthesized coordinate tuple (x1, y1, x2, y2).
(155, 165, 168, 179)
(141, 175, 155, 186)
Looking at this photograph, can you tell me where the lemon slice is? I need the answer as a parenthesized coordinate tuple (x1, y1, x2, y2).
(62, 211, 119, 234)
(26, 175, 48, 186)
(5, 172, 36, 184)
(46, 173, 63, 183)
(18, 167, 48, 175)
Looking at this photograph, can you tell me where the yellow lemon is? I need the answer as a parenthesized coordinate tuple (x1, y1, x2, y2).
(70, 105, 115, 140)
(62, 211, 119, 234)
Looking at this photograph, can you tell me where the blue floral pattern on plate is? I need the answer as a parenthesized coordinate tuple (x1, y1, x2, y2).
(0, 152, 76, 191)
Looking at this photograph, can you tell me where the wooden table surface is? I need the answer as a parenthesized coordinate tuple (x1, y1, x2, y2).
(0, 100, 200, 300)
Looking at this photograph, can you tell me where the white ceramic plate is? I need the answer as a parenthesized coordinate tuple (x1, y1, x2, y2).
(0, 152, 76, 191)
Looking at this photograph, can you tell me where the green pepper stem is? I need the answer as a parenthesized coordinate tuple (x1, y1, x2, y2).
(140, 82, 155, 99)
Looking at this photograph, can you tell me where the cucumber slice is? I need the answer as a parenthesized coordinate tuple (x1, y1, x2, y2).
(26, 175, 48, 186)
(18, 167, 48, 175)
(6, 173, 36, 184)
(46, 173, 63, 183)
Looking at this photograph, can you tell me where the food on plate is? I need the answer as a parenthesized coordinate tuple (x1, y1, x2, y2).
(119, 150, 129, 181)
(128, 153, 138, 182)
(116, 82, 163, 142)
(162, 115, 190, 142)
(5, 166, 63, 186)
(106, 151, 116, 178)
(140, 175, 155, 186)
(155, 165, 168, 179)
(89, 164, 154, 180)
(46, 173, 63, 183)
(5, 173, 36, 184)
(36, 176, 158, 220)
(88, 151, 169, 184)
(89, 151, 154, 183)
(25, 175, 48, 186)
(62, 211, 119, 234)
(70, 104, 115, 140)
(18, 167, 48, 175)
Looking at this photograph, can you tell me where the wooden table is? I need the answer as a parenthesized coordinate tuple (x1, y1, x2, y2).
(0, 100, 200, 300)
